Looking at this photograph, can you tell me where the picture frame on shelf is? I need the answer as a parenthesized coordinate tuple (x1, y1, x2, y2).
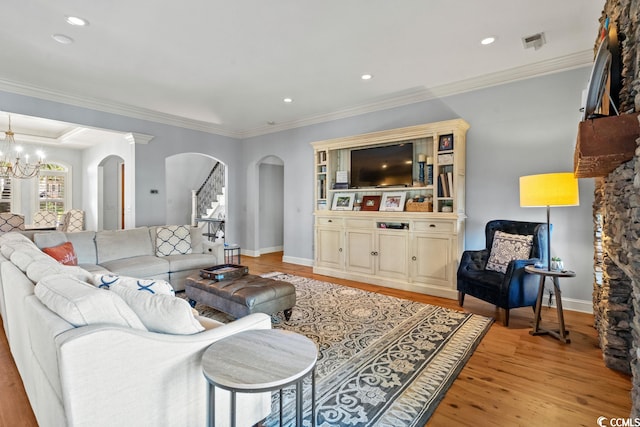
(331, 192, 356, 210)
(379, 191, 407, 212)
(438, 134, 454, 151)
(361, 195, 381, 211)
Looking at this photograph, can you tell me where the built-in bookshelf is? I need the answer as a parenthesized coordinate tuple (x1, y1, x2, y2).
(312, 119, 468, 214)
(310, 119, 469, 299)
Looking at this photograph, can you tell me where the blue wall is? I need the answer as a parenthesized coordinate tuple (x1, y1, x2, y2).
(0, 65, 595, 307)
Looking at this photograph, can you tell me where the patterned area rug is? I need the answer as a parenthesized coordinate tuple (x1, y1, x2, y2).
(186, 273, 492, 427)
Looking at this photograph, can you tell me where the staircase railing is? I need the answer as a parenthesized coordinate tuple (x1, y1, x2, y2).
(191, 162, 225, 225)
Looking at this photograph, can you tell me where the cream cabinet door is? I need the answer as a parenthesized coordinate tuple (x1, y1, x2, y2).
(376, 230, 409, 279)
(345, 229, 375, 274)
(411, 233, 452, 287)
(316, 227, 344, 269)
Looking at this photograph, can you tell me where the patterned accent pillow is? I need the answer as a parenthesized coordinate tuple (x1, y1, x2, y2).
(485, 231, 533, 274)
(155, 225, 193, 256)
(92, 274, 175, 296)
(42, 242, 78, 266)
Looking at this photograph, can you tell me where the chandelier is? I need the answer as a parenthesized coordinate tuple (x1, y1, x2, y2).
(1, 115, 43, 179)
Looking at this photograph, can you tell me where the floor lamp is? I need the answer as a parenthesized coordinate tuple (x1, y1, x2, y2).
(519, 172, 580, 271)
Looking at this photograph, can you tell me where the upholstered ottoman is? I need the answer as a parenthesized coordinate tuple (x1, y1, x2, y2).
(185, 274, 296, 320)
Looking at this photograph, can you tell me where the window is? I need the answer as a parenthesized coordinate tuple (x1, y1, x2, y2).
(37, 163, 69, 219)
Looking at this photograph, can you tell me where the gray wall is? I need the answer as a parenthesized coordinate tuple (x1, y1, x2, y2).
(0, 65, 595, 308)
(258, 161, 284, 252)
(102, 156, 121, 230)
(241, 66, 594, 309)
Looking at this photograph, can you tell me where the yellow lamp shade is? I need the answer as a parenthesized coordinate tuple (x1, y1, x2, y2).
(519, 172, 579, 207)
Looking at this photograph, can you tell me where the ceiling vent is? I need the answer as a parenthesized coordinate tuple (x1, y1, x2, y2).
(522, 32, 546, 50)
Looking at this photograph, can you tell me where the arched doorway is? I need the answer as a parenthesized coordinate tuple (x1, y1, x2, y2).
(165, 153, 224, 226)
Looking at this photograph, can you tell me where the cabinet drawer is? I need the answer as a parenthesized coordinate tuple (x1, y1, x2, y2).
(316, 217, 343, 227)
(345, 218, 373, 228)
(413, 220, 454, 233)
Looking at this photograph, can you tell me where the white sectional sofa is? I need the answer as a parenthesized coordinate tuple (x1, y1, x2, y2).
(28, 225, 226, 291)
(0, 229, 271, 427)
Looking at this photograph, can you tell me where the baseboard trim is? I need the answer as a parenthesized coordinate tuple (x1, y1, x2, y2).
(259, 246, 283, 255)
(282, 255, 313, 267)
(541, 295, 593, 314)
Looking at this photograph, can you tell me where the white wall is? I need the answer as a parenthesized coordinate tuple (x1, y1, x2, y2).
(165, 153, 217, 225)
(82, 133, 135, 231)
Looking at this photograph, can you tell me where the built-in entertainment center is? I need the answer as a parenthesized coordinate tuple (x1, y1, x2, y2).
(311, 119, 469, 298)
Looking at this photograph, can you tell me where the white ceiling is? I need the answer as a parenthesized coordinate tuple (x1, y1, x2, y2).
(0, 0, 602, 141)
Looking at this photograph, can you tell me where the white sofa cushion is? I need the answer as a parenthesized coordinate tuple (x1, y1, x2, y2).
(24, 255, 93, 283)
(10, 247, 53, 271)
(0, 240, 40, 258)
(34, 274, 147, 330)
(96, 227, 154, 264)
(155, 225, 193, 256)
(92, 274, 175, 296)
(33, 231, 67, 250)
(109, 285, 204, 334)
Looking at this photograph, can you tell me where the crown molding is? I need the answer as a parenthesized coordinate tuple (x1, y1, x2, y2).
(238, 50, 594, 138)
(0, 78, 243, 138)
(0, 50, 593, 141)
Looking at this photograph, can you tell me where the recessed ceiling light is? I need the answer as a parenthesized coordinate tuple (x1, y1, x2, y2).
(65, 15, 89, 26)
(283, 98, 293, 103)
(481, 36, 496, 45)
(52, 34, 74, 44)
(267, 121, 276, 125)
(361, 74, 373, 80)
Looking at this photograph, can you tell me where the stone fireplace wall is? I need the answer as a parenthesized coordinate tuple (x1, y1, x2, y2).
(592, 0, 640, 417)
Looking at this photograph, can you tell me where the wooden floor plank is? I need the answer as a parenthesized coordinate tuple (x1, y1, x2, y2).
(0, 251, 631, 426)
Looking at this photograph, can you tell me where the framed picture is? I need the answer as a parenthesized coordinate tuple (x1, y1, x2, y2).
(361, 195, 381, 211)
(438, 134, 454, 151)
(379, 191, 407, 212)
(331, 192, 356, 210)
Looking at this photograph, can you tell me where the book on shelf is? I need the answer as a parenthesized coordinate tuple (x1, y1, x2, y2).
(318, 177, 326, 199)
(446, 172, 453, 196)
(333, 182, 349, 190)
(438, 173, 449, 197)
(318, 151, 327, 163)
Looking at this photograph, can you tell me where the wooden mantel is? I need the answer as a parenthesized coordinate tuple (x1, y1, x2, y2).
(574, 113, 640, 178)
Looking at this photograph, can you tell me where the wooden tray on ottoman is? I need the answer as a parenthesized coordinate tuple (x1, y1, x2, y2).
(200, 264, 248, 281)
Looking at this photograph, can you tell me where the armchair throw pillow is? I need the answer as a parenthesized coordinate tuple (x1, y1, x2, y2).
(486, 231, 533, 274)
(155, 225, 192, 256)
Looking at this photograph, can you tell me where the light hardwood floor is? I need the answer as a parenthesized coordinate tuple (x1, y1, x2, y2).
(0, 252, 631, 427)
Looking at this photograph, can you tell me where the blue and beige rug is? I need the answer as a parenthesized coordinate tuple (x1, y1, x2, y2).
(190, 273, 492, 427)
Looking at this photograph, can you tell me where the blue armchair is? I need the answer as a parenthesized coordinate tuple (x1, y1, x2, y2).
(457, 220, 549, 326)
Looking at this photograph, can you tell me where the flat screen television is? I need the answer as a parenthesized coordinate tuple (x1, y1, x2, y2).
(350, 142, 413, 188)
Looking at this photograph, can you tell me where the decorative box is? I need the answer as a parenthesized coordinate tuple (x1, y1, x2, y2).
(200, 264, 249, 281)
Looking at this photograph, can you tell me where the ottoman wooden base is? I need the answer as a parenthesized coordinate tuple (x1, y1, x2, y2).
(185, 274, 296, 320)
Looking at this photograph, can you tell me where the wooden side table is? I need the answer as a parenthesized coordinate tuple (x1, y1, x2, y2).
(525, 265, 576, 343)
(202, 329, 317, 427)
